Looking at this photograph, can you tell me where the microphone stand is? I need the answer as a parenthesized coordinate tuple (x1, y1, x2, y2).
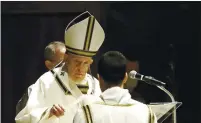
(155, 85, 177, 123)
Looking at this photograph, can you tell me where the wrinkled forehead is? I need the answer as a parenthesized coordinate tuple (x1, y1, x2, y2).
(68, 53, 93, 61)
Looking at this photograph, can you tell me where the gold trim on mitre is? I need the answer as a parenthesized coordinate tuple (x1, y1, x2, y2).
(65, 45, 96, 57)
(65, 11, 105, 57)
(83, 16, 95, 51)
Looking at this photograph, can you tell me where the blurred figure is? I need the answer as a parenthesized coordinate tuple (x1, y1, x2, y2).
(125, 60, 139, 92)
(44, 41, 66, 70)
(125, 59, 146, 103)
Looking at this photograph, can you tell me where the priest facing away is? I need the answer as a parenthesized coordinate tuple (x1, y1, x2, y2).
(73, 51, 158, 123)
(15, 11, 105, 123)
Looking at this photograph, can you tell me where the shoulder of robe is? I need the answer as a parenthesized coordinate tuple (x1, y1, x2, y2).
(37, 68, 61, 85)
(129, 98, 148, 106)
(79, 95, 102, 106)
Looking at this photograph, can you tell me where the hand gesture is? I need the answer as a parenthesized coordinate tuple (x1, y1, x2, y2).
(49, 104, 65, 118)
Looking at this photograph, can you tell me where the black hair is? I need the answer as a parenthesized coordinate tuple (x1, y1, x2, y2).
(98, 51, 127, 85)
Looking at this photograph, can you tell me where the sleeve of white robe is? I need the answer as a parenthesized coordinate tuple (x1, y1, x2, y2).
(15, 78, 57, 123)
(73, 95, 100, 123)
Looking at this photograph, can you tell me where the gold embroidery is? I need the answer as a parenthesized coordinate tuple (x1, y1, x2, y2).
(83, 105, 93, 123)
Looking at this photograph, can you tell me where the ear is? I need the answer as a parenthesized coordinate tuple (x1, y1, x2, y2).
(45, 60, 53, 70)
(122, 72, 128, 84)
(87, 59, 94, 73)
(90, 59, 94, 64)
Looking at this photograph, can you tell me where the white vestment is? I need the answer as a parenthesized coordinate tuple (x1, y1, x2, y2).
(15, 67, 101, 123)
(74, 87, 157, 123)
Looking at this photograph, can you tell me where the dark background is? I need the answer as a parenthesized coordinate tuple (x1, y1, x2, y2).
(1, 1, 201, 123)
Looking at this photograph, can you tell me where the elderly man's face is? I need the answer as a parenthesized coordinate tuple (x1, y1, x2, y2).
(65, 53, 93, 82)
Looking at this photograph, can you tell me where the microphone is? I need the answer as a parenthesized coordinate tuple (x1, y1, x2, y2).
(129, 70, 166, 87)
